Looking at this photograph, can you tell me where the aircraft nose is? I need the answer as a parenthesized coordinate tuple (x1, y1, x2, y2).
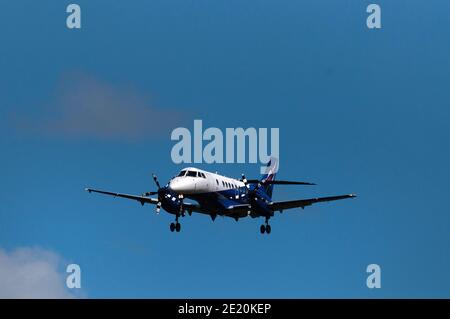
(168, 178, 192, 193)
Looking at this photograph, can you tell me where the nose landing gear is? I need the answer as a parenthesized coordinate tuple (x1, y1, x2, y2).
(260, 217, 271, 235)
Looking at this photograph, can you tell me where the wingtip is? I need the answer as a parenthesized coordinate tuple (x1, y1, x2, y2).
(85, 188, 92, 193)
(350, 193, 357, 198)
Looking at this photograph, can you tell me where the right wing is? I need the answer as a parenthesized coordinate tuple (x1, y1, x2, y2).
(270, 194, 356, 212)
(85, 187, 210, 215)
(85, 188, 159, 205)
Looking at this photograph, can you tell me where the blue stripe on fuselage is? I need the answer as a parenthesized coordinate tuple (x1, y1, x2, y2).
(188, 188, 248, 211)
(186, 185, 273, 217)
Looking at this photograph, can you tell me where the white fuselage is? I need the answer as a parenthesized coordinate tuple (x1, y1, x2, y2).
(168, 167, 246, 195)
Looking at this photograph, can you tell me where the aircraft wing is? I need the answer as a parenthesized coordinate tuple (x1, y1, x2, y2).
(85, 188, 159, 205)
(270, 194, 356, 212)
(86, 187, 220, 216)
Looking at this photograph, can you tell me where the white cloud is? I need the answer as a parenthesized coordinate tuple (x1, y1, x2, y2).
(0, 247, 80, 299)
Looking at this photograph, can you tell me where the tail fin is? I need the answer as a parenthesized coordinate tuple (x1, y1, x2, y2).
(260, 157, 278, 198)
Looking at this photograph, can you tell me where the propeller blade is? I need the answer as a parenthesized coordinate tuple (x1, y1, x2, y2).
(241, 174, 250, 189)
(152, 173, 161, 189)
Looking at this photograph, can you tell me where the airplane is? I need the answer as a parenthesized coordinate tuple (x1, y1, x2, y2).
(85, 157, 356, 234)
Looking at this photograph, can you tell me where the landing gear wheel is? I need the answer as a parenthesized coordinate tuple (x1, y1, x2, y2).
(175, 222, 181, 232)
(260, 224, 266, 234)
(265, 224, 271, 234)
(170, 222, 175, 232)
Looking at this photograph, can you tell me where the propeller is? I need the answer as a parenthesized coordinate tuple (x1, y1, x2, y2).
(241, 173, 260, 203)
(141, 173, 162, 196)
(240, 174, 314, 202)
(139, 173, 164, 214)
(241, 173, 264, 193)
(152, 173, 163, 214)
(140, 173, 186, 216)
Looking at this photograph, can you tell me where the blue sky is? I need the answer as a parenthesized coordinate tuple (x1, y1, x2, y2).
(0, 0, 449, 298)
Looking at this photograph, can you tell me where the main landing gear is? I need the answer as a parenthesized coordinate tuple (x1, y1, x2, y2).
(260, 217, 271, 235)
(170, 215, 181, 232)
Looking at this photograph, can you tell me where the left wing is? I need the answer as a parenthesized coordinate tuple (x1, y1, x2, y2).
(270, 194, 356, 212)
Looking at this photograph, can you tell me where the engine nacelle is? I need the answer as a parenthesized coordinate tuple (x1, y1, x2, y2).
(159, 189, 183, 215)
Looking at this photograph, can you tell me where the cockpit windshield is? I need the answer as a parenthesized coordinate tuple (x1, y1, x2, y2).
(178, 170, 205, 178)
